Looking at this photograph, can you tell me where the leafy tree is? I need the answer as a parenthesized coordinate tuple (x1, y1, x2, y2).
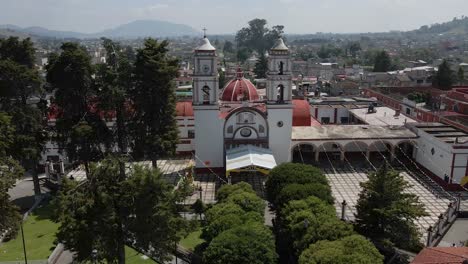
(202, 202, 262, 242)
(0, 37, 44, 196)
(94, 38, 134, 155)
(223, 41, 234, 54)
(348, 42, 361, 58)
(203, 223, 277, 264)
(0, 113, 24, 240)
(317, 44, 343, 59)
(373, 50, 392, 72)
(131, 39, 179, 167)
(193, 198, 206, 221)
(299, 235, 384, 264)
(53, 157, 186, 263)
(218, 68, 226, 89)
(275, 183, 333, 209)
(225, 191, 265, 215)
(265, 163, 327, 206)
(236, 47, 250, 63)
(47, 42, 110, 175)
(280, 196, 354, 254)
(216, 181, 256, 201)
(253, 53, 268, 78)
(457, 67, 465, 85)
(433, 59, 454, 90)
(355, 164, 427, 251)
(235, 18, 284, 54)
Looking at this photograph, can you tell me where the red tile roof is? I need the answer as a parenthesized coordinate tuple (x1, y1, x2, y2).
(411, 247, 468, 264)
(176, 101, 194, 117)
(292, 99, 311, 126)
(221, 68, 259, 102)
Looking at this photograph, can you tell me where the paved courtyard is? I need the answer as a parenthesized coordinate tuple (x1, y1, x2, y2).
(324, 166, 453, 243)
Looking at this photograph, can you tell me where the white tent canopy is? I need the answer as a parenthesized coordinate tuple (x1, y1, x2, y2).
(225, 145, 277, 173)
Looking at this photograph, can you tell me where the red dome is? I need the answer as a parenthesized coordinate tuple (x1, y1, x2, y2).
(292, 99, 311, 126)
(221, 68, 259, 102)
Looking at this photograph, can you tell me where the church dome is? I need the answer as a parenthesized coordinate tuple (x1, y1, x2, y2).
(221, 68, 259, 102)
(195, 37, 216, 51)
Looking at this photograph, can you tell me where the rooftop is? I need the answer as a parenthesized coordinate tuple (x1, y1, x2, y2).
(349, 107, 418, 126)
(292, 125, 417, 141)
(408, 123, 468, 145)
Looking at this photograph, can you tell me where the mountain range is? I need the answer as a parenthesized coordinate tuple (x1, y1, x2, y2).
(0, 20, 200, 39)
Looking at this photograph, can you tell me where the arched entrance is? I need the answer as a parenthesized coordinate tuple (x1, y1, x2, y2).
(368, 141, 394, 165)
(291, 144, 315, 164)
(395, 140, 415, 163)
(343, 141, 368, 164)
(318, 142, 343, 166)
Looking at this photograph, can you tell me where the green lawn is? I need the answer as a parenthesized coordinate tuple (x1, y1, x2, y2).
(179, 229, 204, 251)
(0, 204, 58, 261)
(125, 246, 158, 264)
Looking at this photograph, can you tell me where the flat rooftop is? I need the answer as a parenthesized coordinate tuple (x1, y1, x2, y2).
(349, 107, 418, 126)
(292, 125, 417, 140)
(409, 123, 468, 144)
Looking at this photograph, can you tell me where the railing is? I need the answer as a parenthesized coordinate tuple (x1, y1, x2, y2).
(425, 194, 462, 247)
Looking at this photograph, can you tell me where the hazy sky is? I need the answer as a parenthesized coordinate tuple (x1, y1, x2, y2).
(1, 0, 467, 34)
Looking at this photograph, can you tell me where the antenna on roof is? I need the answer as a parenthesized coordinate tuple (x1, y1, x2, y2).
(202, 27, 207, 38)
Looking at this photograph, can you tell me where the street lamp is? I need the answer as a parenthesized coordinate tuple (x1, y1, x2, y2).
(91, 249, 98, 264)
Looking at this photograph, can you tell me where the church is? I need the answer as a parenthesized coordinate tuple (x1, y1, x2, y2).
(178, 35, 301, 178)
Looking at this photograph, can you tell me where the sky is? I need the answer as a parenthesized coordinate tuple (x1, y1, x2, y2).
(1, 0, 468, 34)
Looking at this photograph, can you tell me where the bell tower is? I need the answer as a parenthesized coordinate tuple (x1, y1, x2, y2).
(266, 37, 292, 104)
(266, 37, 293, 164)
(192, 34, 224, 169)
(193, 35, 219, 106)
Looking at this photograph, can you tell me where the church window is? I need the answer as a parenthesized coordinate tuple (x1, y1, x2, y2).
(227, 125, 233, 134)
(188, 130, 195, 139)
(240, 128, 252, 137)
(259, 125, 265, 133)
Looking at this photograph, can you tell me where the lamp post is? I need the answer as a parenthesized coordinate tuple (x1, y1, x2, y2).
(20, 220, 28, 264)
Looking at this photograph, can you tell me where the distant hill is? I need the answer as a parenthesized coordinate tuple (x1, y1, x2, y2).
(0, 20, 200, 39)
(411, 16, 468, 35)
(95, 20, 199, 38)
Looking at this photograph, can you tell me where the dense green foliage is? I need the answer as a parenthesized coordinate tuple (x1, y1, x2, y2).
(433, 59, 454, 89)
(373, 50, 392, 72)
(130, 39, 179, 165)
(265, 163, 328, 207)
(235, 18, 284, 54)
(253, 53, 268, 78)
(355, 165, 427, 251)
(299, 235, 384, 264)
(203, 223, 277, 264)
(53, 157, 187, 263)
(0, 37, 45, 195)
(279, 196, 354, 255)
(0, 113, 24, 240)
(47, 42, 111, 174)
(201, 182, 274, 263)
(275, 183, 334, 208)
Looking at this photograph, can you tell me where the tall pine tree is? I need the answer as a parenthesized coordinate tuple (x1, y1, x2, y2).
(254, 53, 268, 78)
(433, 59, 454, 90)
(355, 164, 427, 251)
(131, 39, 179, 167)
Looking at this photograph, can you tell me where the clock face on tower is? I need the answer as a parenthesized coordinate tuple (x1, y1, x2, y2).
(202, 64, 210, 73)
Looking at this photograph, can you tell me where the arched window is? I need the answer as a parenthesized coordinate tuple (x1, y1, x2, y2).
(227, 125, 233, 134)
(202, 85, 210, 103)
(259, 125, 265, 133)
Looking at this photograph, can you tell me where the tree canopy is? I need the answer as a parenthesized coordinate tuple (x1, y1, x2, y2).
(299, 235, 384, 264)
(265, 163, 328, 206)
(0, 113, 24, 240)
(253, 53, 268, 78)
(203, 223, 277, 264)
(53, 157, 187, 263)
(355, 164, 427, 251)
(433, 59, 454, 90)
(373, 50, 392, 72)
(130, 38, 179, 166)
(235, 18, 284, 54)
